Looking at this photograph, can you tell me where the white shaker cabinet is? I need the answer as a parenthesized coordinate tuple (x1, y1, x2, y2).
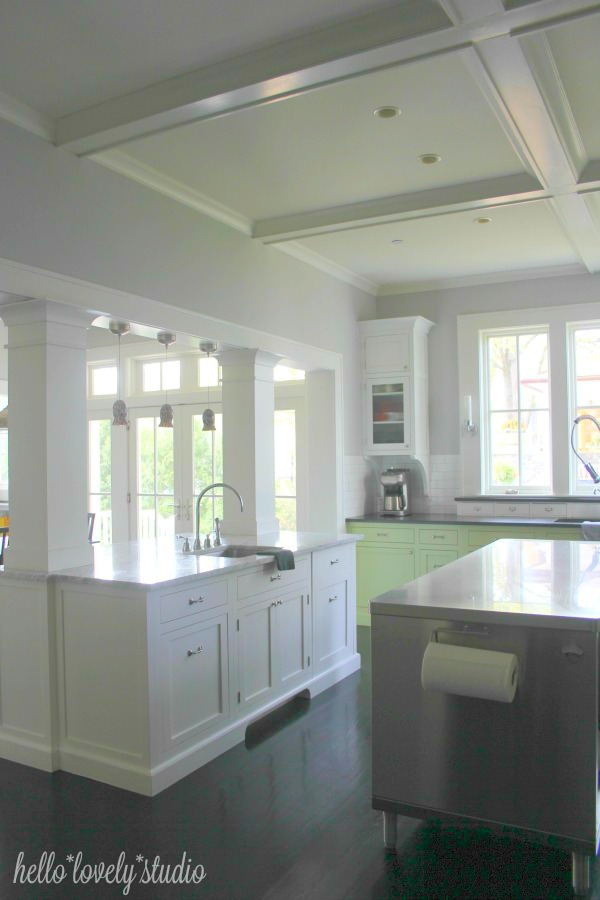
(312, 544, 356, 674)
(159, 610, 230, 751)
(237, 595, 277, 709)
(360, 317, 433, 465)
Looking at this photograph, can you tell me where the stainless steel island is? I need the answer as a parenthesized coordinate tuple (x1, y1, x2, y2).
(370, 539, 600, 896)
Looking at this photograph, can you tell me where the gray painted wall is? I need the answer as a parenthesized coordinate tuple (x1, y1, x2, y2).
(377, 273, 600, 454)
(0, 120, 376, 453)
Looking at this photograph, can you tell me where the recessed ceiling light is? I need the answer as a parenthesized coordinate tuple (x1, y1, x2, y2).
(418, 153, 441, 165)
(391, 239, 404, 245)
(374, 106, 400, 119)
(474, 217, 492, 224)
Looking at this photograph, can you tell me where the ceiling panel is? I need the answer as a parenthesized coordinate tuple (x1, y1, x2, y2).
(546, 15, 600, 161)
(296, 200, 580, 285)
(122, 51, 529, 221)
(0, 0, 434, 118)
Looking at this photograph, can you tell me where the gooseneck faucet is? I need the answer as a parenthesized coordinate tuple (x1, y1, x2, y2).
(194, 483, 244, 551)
(571, 414, 600, 487)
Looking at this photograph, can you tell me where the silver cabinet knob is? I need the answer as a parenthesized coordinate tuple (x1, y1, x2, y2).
(270, 573, 282, 582)
(328, 595, 338, 603)
(188, 596, 204, 605)
(187, 646, 203, 656)
(330, 558, 339, 565)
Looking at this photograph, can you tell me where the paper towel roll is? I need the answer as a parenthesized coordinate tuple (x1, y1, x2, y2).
(421, 642, 518, 703)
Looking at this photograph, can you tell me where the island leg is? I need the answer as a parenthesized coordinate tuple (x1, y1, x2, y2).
(383, 811, 397, 850)
(572, 852, 591, 896)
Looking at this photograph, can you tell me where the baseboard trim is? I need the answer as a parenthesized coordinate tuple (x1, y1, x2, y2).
(0, 730, 57, 773)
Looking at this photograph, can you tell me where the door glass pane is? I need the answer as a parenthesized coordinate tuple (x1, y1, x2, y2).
(89, 419, 112, 544)
(488, 336, 517, 410)
(372, 382, 405, 445)
(275, 410, 296, 530)
(136, 416, 175, 539)
(192, 413, 223, 536)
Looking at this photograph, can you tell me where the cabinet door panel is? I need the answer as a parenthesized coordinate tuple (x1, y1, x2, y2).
(365, 334, 410, 373)
(315, 580, 350, 671)
(160, 613, 229, 750)
(419, 549, 458, 576)
(277, 590, 310, 690)
(238, 599, 275, 709)
(357, 546, 415, 609)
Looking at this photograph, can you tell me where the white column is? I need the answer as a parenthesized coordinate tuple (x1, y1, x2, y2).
(218, 349, 280, 537)
(1, 299, 95, 571)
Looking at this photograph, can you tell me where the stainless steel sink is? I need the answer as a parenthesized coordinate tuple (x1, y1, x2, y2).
(205, 545, 280, 558)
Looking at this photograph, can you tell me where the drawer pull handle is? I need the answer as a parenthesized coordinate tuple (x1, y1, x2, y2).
(433, 535, 444, 540)
(376, 533, 388, 537)
(433, 564, 443, 569)
(330, 558, 339, 565)
(271, 599, 283, 607)
(508, 507, 516, 512)
(270, 573, 282, 582)
(474, 506, 481, 511)
(187, 646, 203, 656)
(545, 507, 553, 512)
(329, 595, 338, 603)
(188, 596, 205, 605)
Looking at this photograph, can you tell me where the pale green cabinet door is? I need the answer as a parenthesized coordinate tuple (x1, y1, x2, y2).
(357, 545, 415, 610)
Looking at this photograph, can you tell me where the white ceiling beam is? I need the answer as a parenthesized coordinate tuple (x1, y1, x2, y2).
(253, 174, 545, 244)
(53, 0, 600, 156)
(0, 89, 55, 142)
(550, 194, 600, 271)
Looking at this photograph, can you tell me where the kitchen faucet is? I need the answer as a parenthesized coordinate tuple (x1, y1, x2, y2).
(194, 483, 244, 551)
(570, 414, 600, 487)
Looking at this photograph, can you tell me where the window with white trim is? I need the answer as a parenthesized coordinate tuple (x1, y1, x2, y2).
(89, 364, 117, 397)
(569, 323, 600, 492)
(141, 359, 180, 392)
(482, 328, 551, 493)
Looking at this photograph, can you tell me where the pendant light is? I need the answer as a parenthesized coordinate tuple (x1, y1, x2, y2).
(109, 321, 130, 427)
(157, 332, 176, 428)
(200, 341, 217, 431)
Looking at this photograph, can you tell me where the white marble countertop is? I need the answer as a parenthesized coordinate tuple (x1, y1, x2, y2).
(5, 531, 358, 590)
(371, 538, 600, 632)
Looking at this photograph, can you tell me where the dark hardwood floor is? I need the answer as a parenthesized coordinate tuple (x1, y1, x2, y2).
(0, 628, 596, 899)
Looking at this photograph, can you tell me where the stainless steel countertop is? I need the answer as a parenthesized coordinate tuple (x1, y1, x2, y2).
(370, 538, 600, 632)
(346, 513, 586, 527)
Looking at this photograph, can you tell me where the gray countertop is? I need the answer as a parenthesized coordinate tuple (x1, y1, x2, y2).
(2, 531, 358, 590)
(370, 539, 600, 632)
(346, 513, 587, 528)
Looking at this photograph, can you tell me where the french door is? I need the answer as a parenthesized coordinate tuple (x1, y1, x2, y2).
(128, 405, 223, 541)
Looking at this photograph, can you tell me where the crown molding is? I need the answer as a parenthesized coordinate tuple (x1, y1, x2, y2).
(0, 89, 55, 142)
(377, 262, 588, 296)
(276, 242, 379, 296)
(91, 149, 253, 235)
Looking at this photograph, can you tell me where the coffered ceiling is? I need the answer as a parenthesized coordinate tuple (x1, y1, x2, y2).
(1, 0, 600, 295)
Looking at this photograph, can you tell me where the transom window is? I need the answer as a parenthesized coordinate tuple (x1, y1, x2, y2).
(89, 365, 117, 397)
(141, 359, 180, 393)
(274, 365, 305, 382)
(483, 329, 551, 493)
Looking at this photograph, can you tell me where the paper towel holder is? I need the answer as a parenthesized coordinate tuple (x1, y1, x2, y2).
(431, 625, 490, 643)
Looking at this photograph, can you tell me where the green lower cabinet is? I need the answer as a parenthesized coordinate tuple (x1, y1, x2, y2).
(348, 521, 582, 627)
(356, 544, 415, 626)
(419, 548, 458, 576)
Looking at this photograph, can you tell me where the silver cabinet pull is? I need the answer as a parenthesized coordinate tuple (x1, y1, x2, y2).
(187, 646, 203, 656)
(376, 533, 388, 537)
(271, 599, 283, 607)
(328, 595, 338, 603)
(433, 535, 444, 540)
(270, 573, 282, 582)
(545, 506, 553, 512)
(330, 558, 339, 565)
(188, 596, 204, 605)
(508, 506, 516, 512)
(474, 505, 481, 511)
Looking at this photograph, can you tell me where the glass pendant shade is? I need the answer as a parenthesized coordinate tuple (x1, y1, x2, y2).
(109, 321, 130, 427)
(159, 403, 174, 428)
(202, 408, 216, 431)
(112, 398, 128, 427)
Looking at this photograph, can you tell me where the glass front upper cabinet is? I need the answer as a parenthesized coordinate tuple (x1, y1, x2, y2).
(366, 377, 410, 451)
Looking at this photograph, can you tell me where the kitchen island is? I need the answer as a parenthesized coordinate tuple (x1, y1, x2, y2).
(370, 538, 600, 895)
(0, 532, 359, 795)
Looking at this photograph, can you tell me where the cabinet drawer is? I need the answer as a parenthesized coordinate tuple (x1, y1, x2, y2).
(160, 577, 228, 624)
(418, 527, 458, 547)
(544, 528, 581, 541)
(530, 502, 567, 518)
(456, 501, 495, 516)
(358, 525, 415, 544)
(493, 502, 530, 517)
(313, 542, 355, 589)
(468, 529, 531, 548)
(237, 556, 309, 602)
(419, 549, 458, 575)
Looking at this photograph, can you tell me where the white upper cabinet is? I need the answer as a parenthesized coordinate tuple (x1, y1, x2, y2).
(364, 333, 410, 374)
(360, 316, 434, 466)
